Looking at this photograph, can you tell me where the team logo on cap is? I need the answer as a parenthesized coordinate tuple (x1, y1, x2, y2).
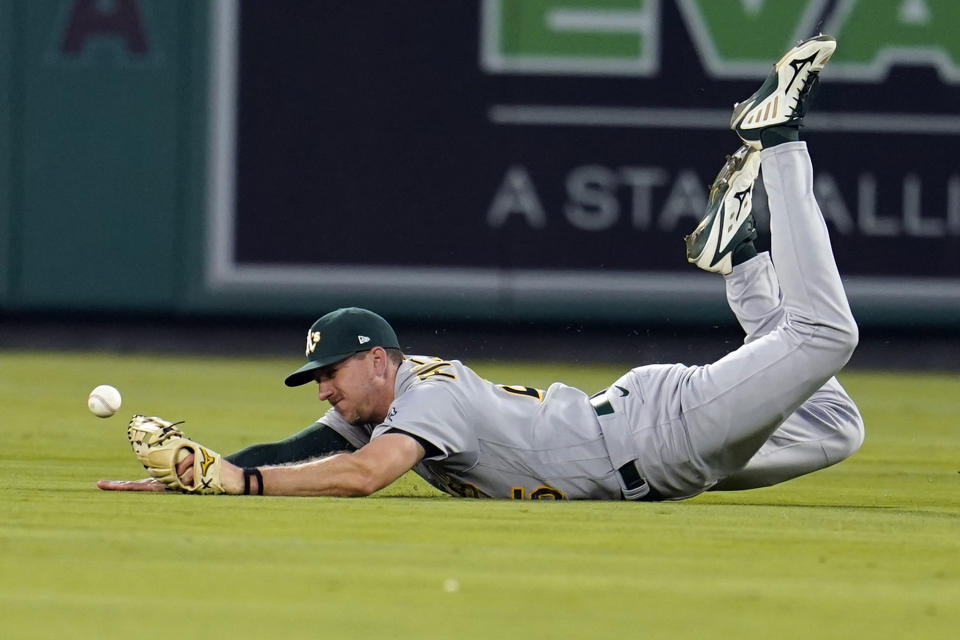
(306, 330, 322, 356)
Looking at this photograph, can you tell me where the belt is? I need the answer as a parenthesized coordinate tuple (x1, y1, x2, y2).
(591, 390, 664, 502)
(617, 460, 663, 501)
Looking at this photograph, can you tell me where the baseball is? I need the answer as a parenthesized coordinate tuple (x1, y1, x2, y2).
(88, 384, 122, 418)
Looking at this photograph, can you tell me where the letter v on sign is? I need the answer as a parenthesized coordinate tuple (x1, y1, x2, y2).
(676, 0, 829, 78)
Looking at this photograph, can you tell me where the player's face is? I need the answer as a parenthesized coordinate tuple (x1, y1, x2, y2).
(313, 351, 384, 424)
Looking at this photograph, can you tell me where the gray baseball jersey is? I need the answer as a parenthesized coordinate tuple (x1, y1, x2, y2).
(320, 356, 625, 499)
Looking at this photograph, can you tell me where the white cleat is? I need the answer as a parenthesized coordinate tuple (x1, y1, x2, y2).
(731, 35, 836, 149)
(685, 146, 761, 275)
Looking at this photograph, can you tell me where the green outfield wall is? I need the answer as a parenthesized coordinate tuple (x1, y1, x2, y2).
(2, 0, 959, 328)
(0, 0, 207, 312)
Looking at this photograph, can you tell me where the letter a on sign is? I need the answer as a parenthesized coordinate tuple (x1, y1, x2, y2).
(61, 0, 149, 57)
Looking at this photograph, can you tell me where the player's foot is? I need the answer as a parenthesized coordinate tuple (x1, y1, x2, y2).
(685, 146, 760, 275)
(731, 35, 836, 149)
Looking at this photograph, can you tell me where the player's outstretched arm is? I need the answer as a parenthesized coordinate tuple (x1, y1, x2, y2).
(97, 422, 355, 492)
(220, 433, 425, 496)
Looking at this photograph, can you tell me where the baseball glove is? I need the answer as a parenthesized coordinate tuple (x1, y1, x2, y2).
(127, 414, 225, 495)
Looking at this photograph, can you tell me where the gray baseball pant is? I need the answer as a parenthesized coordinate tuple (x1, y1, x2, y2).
(617, 141, 863, 498)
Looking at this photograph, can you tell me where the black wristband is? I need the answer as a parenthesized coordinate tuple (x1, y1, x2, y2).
(242, 468, 264, 495)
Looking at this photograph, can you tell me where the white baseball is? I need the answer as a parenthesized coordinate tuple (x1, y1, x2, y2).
(88, 384, 122, 418)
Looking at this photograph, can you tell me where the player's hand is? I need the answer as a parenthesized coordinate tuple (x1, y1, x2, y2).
(127, 415, 227, 494)
(99, 450, 242, 494)
(176, 451, 195, 486)
(94, 456, 203, 492)
(96, 477, 169, 492)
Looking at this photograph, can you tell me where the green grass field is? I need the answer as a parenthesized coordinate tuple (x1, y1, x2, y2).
(2, 350, 958, 639)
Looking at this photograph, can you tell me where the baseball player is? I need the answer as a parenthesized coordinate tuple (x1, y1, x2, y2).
(101, 35, 863, 501)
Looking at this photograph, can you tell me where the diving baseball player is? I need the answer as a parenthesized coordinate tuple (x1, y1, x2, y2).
(101, 35, 864, 501)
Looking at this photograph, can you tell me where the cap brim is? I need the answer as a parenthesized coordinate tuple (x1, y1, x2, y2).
(283, 351, 357, 387)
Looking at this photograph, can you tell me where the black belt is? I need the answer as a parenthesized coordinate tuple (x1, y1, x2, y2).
(617, 460, 664, 501)
(591, 391, 664, 502)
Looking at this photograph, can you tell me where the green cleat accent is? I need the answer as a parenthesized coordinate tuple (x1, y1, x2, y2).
(731, 35, 836, 149)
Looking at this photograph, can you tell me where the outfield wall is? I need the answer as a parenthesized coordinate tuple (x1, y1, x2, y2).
(1, 0, 959, 328)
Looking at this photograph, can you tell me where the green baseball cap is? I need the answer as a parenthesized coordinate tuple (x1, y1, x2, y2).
(284, 307, 400, 387)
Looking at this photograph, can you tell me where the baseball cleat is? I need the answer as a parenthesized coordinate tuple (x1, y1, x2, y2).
(731, 35, 836, 149)
(685, 146, 761, 275)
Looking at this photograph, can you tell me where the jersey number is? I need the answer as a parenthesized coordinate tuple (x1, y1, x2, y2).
(511, 486, 566, 500)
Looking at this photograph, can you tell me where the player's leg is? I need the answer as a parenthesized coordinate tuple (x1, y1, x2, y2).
(639, 36, 857, 497)
(673, 144, 858, 496)
(710, 253, 864, 490)
(723, 252, 782, 344)
(709, 380, 863, 490)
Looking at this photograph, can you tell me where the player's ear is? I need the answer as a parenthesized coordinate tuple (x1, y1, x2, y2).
(369, 346, 388, 376)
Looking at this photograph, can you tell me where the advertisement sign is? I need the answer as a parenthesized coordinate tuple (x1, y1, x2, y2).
(206, 0, 960, 321)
